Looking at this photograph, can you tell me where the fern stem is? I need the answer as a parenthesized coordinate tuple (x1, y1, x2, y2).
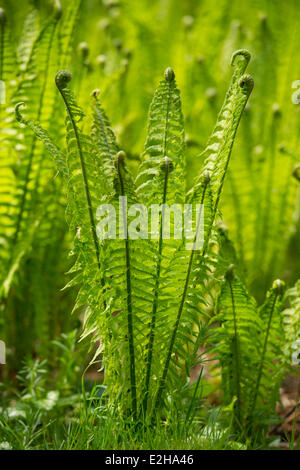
(115, 151, 137, 420)
(142, 156, 171, 419)
(55, 71, 101, 271)
(153, 173, 210, 413)
(226, 266, 242, 424)
(141, 70, 175, 418)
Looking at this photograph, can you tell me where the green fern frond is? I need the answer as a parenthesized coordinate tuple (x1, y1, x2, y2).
(135, 68, 186, 417)
(91, 90, 119, 193)
(16, 8, 39, 73)
(200, 50, 254, 214)
(210, 265, 261, 429)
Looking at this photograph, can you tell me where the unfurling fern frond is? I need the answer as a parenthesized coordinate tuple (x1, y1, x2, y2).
(198, 50, 254, 213)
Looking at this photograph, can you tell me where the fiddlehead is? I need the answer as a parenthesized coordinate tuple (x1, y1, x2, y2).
(55, 69, 100, 269)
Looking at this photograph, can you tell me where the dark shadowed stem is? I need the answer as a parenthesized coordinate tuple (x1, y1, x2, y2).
(115, 152, 137, 420)
(141, 157, 170, 419)
(228, 276, 241, 424)
(57, 84, 101, 271)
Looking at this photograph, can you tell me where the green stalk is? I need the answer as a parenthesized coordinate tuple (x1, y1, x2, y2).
(55, 71, 101, 271)
(226, 267, 241, 424)
(141, 156, 171, 419)
(115, 151, 137, 420)
(153, 173, 210, 413)
(141, 70, 174, 418)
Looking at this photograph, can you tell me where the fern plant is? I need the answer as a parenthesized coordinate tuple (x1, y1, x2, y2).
(15, 49, 254, 422)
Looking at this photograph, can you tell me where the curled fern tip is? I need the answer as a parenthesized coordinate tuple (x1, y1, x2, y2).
(165, 67, 175, 82)
(15, 102, 26, 123)
(272, 103, 281, 117)
(53, 0, 62, 20)
(78, 42, 89, 58)
(55, 70, 72, 90)
(231, 49, 251, 68)
(91, 89, 100, 98)
(114, 150, 126, 169)
(225, 264, 235, 282)
(272, 279, 285, 295)
(160, 156, 174, 172)
(203, 170, 211, 184)
(239, 74, 254, 96)
(259, 13, 267, 24)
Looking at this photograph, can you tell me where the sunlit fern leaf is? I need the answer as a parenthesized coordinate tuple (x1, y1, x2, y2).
(15, 75, 122, 412)
(54, 70, 102, 269)
(0, 8, 17, 281)
(91, 90, 118, 194)
(0, 8, 15, 84)
(16, 8, 39, 73)
(58, 0, 82, 69)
